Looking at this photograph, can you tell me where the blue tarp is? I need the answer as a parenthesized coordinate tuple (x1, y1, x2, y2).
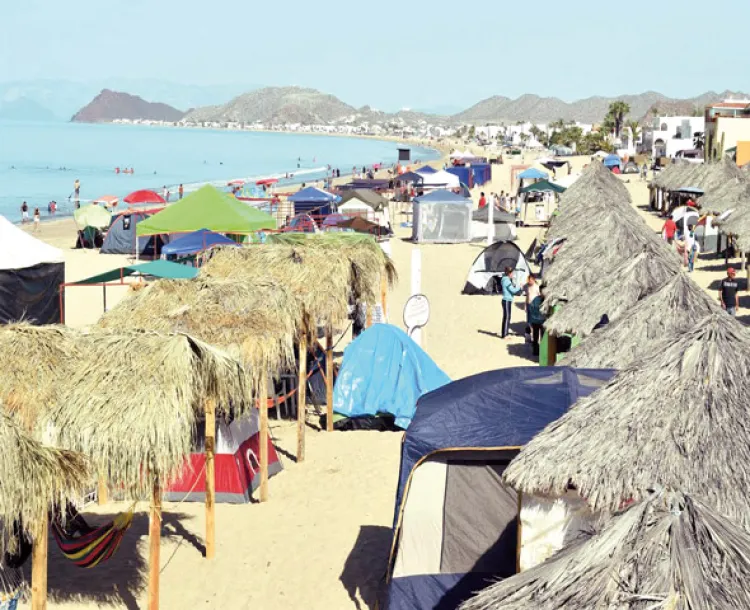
(413, 189, 471, 205)
(603, 154, 622, 167)
(518, 168, 548, 180)
(161, 228, 237, 256)
(446, 166, 472, 188)
(333, 325, 451, 429)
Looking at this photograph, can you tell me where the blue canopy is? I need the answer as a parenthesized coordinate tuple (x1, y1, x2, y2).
(603, 154, 622, 167)
(416, 166, 438, 174)
(333, 324, 451, 429)
(413, 189, 471, 205)
(288, 186, 340, 203)
(161, 228, 238, 256)
(518, 168, 548, 180)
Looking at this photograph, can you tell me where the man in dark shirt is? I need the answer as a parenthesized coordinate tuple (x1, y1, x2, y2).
(720, 267, 740, 316)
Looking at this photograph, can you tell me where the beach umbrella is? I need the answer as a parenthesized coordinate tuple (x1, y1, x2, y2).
(74, 204, 112, 229)
(123, 189, 166, 205)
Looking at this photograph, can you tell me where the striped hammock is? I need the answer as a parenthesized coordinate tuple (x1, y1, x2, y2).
(51, 509, 134, 568)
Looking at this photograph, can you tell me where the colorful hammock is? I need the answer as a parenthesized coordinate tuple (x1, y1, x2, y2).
(51, 508, 134, 568)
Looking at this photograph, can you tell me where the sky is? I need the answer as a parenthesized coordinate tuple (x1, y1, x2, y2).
(2, 0, 750, 111)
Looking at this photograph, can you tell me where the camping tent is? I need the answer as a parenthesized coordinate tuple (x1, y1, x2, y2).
(136, 185, 276, 237)
(338, 189, 390, 226)
(385, 367, 616, 610)
(412, 190, 472, 243)
(470, 208, 517, 242)
(161, 229, 238, 258)
(421, 170, 461, 190)
(333, 325, 450, 429)
(101, 209, 167, 256)
(0, 215, 64, 325)
(462, 241, 530, 294)
(288, 186, 340, 215)
(164, 409, 282, 503)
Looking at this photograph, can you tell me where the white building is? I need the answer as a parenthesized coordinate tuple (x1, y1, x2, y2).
(651, 116, 705, 158)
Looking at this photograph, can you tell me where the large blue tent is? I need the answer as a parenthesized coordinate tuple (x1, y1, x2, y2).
(288, 186, 340, 215)
(161, 228, 238, 257)
(333, 324, 450, 429)
(386, 366, 616, 610)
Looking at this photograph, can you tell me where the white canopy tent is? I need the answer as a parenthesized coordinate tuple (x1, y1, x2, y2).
(422, 170, 460, 190)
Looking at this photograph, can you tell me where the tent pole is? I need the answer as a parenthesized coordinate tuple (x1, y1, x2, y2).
(31, 513, 48, 610)
(259, 370, 269, 502)
(103, 284, 107, 313)
(205, 398, 216, 559)
(297, 320, 307, 462)
(326, 326, 334, 432)
(516, 492, 523, 573)
(148, 479, 162, 610)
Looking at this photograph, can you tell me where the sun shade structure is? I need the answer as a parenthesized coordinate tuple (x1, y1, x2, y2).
(136, 185, 276, 236)
(517, 168, 548, 180)
(73, 204, 112, 229)
(505, 313, 750, 526)
(386, 367, 615, 610)
(460, 491, 750, 610)
(75, 260, 198, 285)
(123, 189, 166, 205)
(563, 273, 720, 369)
(518, 180, 565, 194)
(411, 189, 473, 244)
(717, 206, 750, 251)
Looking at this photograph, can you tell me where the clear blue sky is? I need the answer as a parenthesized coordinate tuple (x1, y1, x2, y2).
(2, 0, 749, 111)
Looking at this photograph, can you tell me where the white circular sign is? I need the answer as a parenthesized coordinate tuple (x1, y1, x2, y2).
(404, 294, 430, 335)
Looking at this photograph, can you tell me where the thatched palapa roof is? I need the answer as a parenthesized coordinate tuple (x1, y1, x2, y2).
(699, 176, 750, 215)
(562, 273, 720, 368)
(460, 491, 750, 610)
(0, 409, 89, 548)
(48, 331, 249, 495)
(718, 206, 750, 251)
(98, 277, 300, 388)
(505, 313, 750, 525)
(543, 244, 681, 337)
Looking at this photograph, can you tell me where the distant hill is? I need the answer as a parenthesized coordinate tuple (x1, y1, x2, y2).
(184, 86, 357, 124)
(452, 90, 750, 125)
(71, 89, 185, 123)
(0, 97, 58, 121)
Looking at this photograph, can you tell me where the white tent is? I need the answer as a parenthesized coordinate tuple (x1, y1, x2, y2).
(552, 173, 582, 189)
(339, 199, 375, 222)
(422, 170, 460, 189)
(0, 215, 65, 324)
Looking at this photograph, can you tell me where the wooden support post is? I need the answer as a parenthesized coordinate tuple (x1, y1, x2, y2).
(97, 474, 108, 506)
(516, 491, 523, 574)
(547, 334, 558, 366)
(205, 398, 216, 560)
(148, 480, 162, 610)
(365, 305, 373, 328)
(326, 326, 334, 432)
(380, 274, 388, 320)
(259, 369, 269, 502)
(297, 326, 307, 462)
(31, 514, 48, 610)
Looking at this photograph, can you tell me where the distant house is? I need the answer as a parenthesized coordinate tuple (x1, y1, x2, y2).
(705, 100, 750, 159)
(651, 116, 705, 158)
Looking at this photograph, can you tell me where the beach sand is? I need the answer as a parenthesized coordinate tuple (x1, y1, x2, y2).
(18, 152, 740, 609)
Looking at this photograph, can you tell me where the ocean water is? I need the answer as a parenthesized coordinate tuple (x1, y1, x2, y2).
(0, 120, 439, 220)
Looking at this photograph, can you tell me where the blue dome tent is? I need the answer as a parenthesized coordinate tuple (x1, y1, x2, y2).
(385, 367, 615, 610)
(161, 228, 238, 258)
(288, 186, 340, 215)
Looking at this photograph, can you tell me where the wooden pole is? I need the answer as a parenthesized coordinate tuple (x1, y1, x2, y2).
(297, 324, 307, 462)
(365, 304, 373, 328)
(380, 274, 388, 320)
(259, 369, 269, 502)
(326, 326, 334, 432)
(205, 398, 216, 559)
(97, 474, 108, 506)
(148, 479, 162, 610)
(31, 514, 48, 610)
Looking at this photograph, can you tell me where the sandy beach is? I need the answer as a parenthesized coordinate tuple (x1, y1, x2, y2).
(15, 151, 740, 610)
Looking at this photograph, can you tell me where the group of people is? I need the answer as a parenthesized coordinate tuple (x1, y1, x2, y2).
(662, 215, 700, 272)
(19, 201, 41, 231)
(500, 269, 545, 355)
(478, 191, 518, 214)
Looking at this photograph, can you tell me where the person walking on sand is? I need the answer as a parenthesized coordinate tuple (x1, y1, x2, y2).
(720, 267, 740, 316)
(20, 201, 29, 224)
(178, 184, 184, 200)
(662, 216, 677, 245)
(33, 208, 40, 232)
(500, 267, 522, 339)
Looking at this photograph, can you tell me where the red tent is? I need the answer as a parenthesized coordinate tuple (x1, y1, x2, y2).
(124, 189, 166, 205)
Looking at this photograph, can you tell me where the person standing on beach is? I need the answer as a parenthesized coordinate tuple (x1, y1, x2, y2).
(720, 268, 740, 316)
(662, 216, 677, 245)
(74, 179, 80, 200)
(478, 192, 487, 208)
(20, 201, 29, 224)
(526, 278, 545, 356)
(500, 267, 522, 339)
(33, 208, 40, 232)
(179, 184, 184, 200)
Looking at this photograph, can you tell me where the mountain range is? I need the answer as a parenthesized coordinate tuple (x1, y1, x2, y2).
(66, 86, 750, 127)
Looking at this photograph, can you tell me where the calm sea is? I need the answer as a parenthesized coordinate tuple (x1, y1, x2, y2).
(0, 121, 439, 220)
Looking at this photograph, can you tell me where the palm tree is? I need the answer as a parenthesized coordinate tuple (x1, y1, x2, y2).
(607, 101, 631, 138)
(627, 120, 641, 151)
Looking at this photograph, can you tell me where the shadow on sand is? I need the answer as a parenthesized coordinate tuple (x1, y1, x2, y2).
(340, 525, 392, 610)
(23, 509, 197, 610)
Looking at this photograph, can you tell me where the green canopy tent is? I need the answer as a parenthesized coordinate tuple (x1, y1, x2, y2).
(519, 179, 567, 194)
(73, 204, 112, 249)
(135, 185, 277, 239)
(60, 260, 198, 322)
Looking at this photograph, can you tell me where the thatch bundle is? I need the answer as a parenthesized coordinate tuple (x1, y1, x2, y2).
(697, 155, 745, 193)
(699, 176, 750, 215)
(718, 206, 750, 251)
(201, 234, 396, 327)
(98, 277, 300, 387)
(460, 491, 750, 610)
(563, 273, 720, 368)
(0, 409, 89, 548)
(650, 160, 690, 190)
(543, 244, 682, 337)
(47, 331, 249, 496)
(0, 323, 85, 429)
(505, 313, 750, 525)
